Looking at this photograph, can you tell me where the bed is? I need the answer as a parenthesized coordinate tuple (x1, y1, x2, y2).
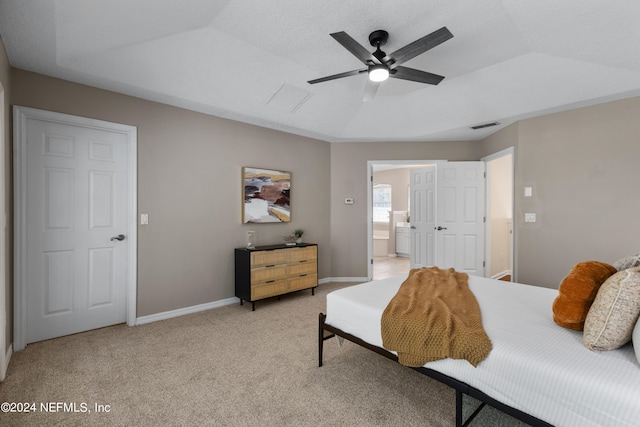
(318, 273, 640, 427)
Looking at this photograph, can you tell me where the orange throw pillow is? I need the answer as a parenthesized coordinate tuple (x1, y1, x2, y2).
(552, 261, 617, 331)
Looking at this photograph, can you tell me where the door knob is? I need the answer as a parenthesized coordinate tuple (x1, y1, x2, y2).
(435, 226, 447, 231)
(410, 225, 416, 229)
(110, 234, 125, 241)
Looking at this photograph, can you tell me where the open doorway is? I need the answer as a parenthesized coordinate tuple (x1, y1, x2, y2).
(368, 153, 514, 281)
(368, 161, 434, 280)
(483, 148, 514, 281)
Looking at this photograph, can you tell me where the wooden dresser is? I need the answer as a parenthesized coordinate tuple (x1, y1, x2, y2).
(234, 243, 318, 310)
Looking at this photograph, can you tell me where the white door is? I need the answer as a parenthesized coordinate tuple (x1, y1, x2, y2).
(409, 162, 485, 275)
(435, 162, 485, 275)
(409, 166, 436, 268)
(20, 111, 132, 345)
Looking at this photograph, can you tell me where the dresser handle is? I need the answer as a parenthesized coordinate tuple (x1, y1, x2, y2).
(299, 274, 307, 277)
(266, 264, 275, 267)
(298, 260, 307, 263)
(266, 280, 275, 283)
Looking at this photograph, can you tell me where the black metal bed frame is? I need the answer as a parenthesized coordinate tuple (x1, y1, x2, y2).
(318, 313, 554, 427)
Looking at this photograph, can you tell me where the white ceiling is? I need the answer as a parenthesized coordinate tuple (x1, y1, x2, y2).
(2, 0, 640, 143)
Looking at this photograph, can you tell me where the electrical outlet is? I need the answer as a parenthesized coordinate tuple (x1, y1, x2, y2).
(524, 213, 536, 223)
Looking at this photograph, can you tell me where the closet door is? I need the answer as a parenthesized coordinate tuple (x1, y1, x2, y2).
(14, 106, 137, 351)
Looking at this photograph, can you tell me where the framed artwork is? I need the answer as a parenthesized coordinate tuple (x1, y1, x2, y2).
(242, 167, 291, 223)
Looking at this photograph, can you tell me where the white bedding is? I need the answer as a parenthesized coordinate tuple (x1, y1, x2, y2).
(325, 274, 640, 427)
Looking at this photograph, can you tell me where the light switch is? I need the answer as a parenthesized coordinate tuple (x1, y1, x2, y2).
(140, 213, 149, 225)
(524, 213, 536, 223)
(524, 187, 532, 197)
(345, 197, 354, 205)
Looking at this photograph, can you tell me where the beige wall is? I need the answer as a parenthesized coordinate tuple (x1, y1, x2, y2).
(11, 69, 331, 316)
(330, 141, 480, 278)
(479, 98, 640, 288)
(0, 39, 11, 356)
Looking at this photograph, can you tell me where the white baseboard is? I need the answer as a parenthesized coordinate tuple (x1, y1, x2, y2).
(135, 278, 369, 326)
(320, 277, 368, 283)
(491, 270, 512, 280)
(1, 344, 12, 381)
(136, 297, 239, 325)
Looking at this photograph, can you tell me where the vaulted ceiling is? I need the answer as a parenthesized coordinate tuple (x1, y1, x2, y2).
(2, 1, 640, 142)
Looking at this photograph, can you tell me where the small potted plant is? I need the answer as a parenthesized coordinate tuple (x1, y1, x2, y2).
(294, 229, 304, 244)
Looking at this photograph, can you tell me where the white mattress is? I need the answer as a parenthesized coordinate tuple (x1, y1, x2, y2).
(325, 274, 640, 427)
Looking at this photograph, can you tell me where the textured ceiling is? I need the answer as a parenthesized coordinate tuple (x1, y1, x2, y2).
(2, 0, 640, 142)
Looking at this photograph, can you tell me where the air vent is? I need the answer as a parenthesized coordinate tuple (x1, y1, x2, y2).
(470, 121, 499, 130)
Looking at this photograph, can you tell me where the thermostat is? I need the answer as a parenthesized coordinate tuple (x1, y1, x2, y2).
(344, 197, 354, 205)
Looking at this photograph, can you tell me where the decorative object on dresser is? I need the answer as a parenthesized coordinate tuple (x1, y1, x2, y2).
(235, 243, 318, 310)
(282, 234, 298, 246)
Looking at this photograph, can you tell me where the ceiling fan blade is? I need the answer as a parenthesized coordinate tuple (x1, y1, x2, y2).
(330, 32, 378, 65)
(307, 69, 366, 84)
(363, 80, 380, 102)
(389, 27, 453, 66)
(391, 66, 445, 85)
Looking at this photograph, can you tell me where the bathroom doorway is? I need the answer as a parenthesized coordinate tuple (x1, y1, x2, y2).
(368, 161, 434, 280)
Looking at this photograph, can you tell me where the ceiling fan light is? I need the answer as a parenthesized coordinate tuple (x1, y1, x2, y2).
(369, 65, 389, 82)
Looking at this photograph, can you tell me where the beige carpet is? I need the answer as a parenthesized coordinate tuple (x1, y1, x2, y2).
(0, 282, 527, 426)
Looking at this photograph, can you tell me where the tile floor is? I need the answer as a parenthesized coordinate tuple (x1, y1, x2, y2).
(373, 256, 410, 280)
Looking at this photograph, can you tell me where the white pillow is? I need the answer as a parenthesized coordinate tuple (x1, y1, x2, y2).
(583, 267, 640, 351)
(613, 252, 640, 271)
(634, 318, 640, 365)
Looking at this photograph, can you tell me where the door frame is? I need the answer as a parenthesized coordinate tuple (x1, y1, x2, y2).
(13, 106, 138, 351)
(482, 147, 515, 281)
(0, 83, 6, 379)
(367, 160, 440, 280)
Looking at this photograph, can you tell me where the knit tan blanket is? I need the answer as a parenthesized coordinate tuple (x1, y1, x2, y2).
(381, 267, 492, 367)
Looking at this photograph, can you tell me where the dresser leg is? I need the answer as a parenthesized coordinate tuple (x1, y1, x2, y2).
(252, 302, 255, 311)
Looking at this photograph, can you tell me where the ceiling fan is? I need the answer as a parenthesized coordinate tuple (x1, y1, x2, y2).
(308, 27, 453, 100)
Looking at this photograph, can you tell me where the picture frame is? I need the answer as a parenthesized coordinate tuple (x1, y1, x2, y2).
(242, 167, 291, 223)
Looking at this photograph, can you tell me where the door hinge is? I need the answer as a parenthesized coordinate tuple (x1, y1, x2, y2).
(483, 172, 486, 178)
(483, 261, 486, 267)
(483, 216, 486, 223)
(371, 259, 373, 265)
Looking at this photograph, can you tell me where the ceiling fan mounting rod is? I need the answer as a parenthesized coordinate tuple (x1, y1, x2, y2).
(368, 30, 389, 47)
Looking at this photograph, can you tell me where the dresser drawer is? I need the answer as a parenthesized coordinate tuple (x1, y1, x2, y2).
(252, 280, 287, 300)
(251, 249, 288, 266)
(287, 260, 316, 276)
(287, 246, 317, 262)
(251, 264, 288, 283)
(288, 273, 317, 291)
